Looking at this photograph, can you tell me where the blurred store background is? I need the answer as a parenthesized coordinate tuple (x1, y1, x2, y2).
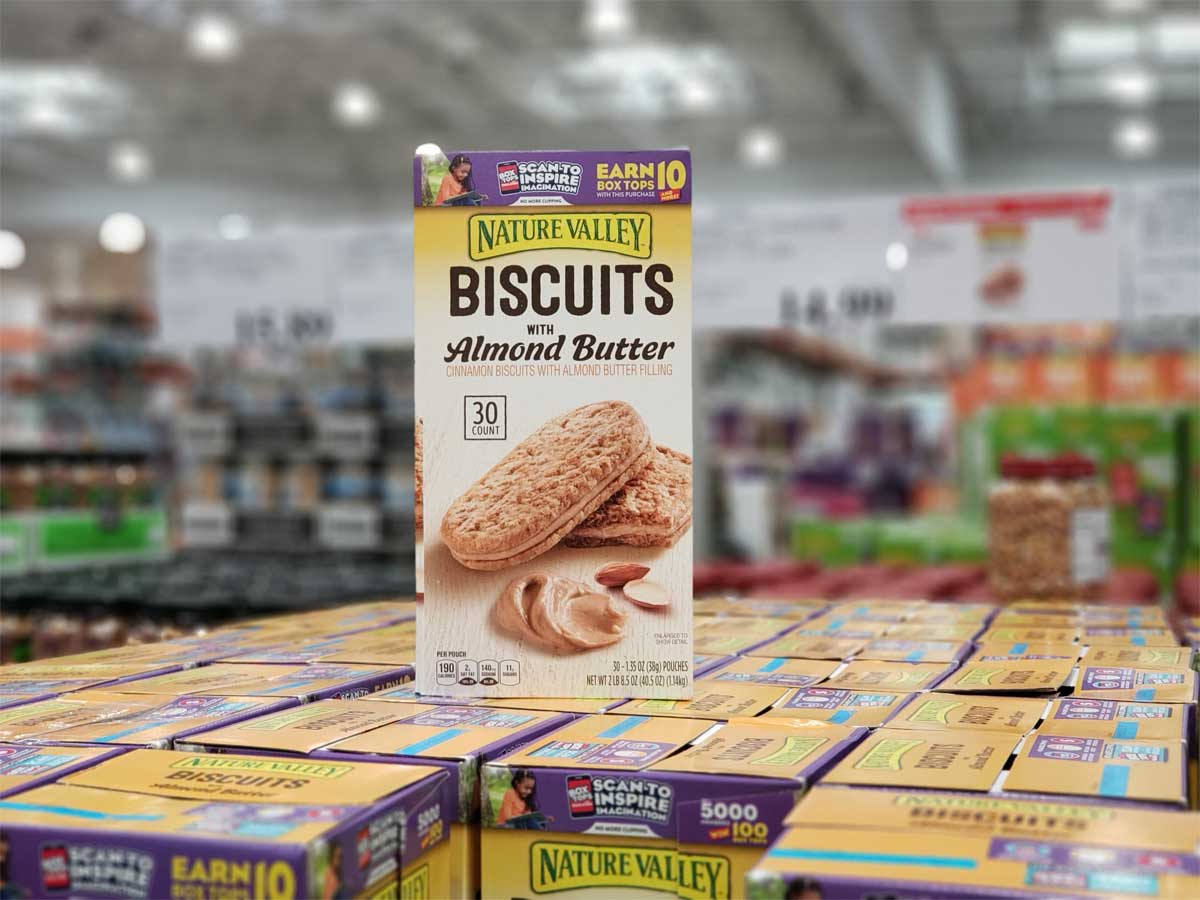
(1, 0, 1198, 659)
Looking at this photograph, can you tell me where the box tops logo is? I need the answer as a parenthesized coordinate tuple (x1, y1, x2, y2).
(530, 841, 729, 900)
(169, 756, 352, 779)
(40, 844, 154, 899)
(496, 159, 582, 196)
(565, 773, 673, 825)
(468, 212, 651, 261)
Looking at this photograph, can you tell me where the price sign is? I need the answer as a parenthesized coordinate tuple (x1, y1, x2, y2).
(317, 504, 381, 550)
(315, 413, 377, 459)
(234, 308, 335, 347)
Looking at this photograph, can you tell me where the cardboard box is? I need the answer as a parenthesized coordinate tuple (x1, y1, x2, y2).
(694, 616, 797, 656)
(822, 660, 954, 692)
(937, 659, 1073, 694)
(692, 654, 737, 677)
(0, 748, 450, 898)
(0, 663, 182, 709)
(743, 634, 865, 661)
(613, 683, 791, 721)
(106, 662, 412, 702)
(762, 688, 912, 727)
(906, 603, 996, 625)
(691, 597, 824, 621)
(747, 820, 1200, 899)
(9, 692, 294, 748)
(1084, 646, 1194, 669)
(362, 684, 629, 715)
(1006, 732, 1188, 806)
(1072, 666, 1199, 703)
(967, 642, 1082, 663)
(888, 693, 1046, 734)
(977, 627, 1080, 644)
(822, 726, 1020, 792)
(854, 639, 971, 664)
(415, 149, 693, 698)
(882, 623, 984, 641)
(701, 657, 839, 689)
(1044, 697, 1189, 742)
(0, 743, 125, 797)
(479, 716, 861, 898)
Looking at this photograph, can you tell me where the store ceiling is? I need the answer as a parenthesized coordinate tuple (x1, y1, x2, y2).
(1, 0, 1197, 232)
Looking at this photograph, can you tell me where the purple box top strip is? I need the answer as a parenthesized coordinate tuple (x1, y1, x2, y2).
(414, 149, 692, 208)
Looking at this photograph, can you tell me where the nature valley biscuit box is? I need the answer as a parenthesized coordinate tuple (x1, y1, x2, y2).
(890, 693, 1046, 735)
(822, 660, 954, 692)
(478, 715, 862, 899)
(701, 656, 839, 689)
(743, 634, 865, 661)
(762, 688, 912, 727)
(1084, 645, 1195, 669)
(611, 682, 791, 721)
(976, 627, 1080, 644)
(967, 641, 1082, 664)
(311, 703, 571, 899)
(0, 743, 126, 798)
(1072, 665, 1199, 703)
(854, 638, 971, 664)
(1081, 627, 1181, 647)
(0, 663, 182, 708)
(691, 597, 824, 621)
(0, 748, 451, 899)
(937, 658, 1073, 694)
(19, 692, 295, 749)
(1005, 732, 1188, 806)
(746, 821, 1200, 899)
(414, 149, 693, 699)
(107, 662, 413, 702)
(1044, 697, 1190, 742)
(364, 684, 629, 715)
(822, 726, 1020, 792)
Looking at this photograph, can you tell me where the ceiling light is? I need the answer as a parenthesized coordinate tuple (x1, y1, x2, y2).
(885, 242, 909, 272)
(1100, 0, 1152, 15)
(217, 214, 251, 241)
(0, 230, 26, 270)
(24, 97, 72, 132)
(415, 143, 443, 159)
(741, 128, 783, 168)
(1151, 14, 1200, 59)
(188, 14, 241, 61)
(1055, 21, 1139, 64)
(680, 78, 716, 112)
(332, 82, 380, 128)
(109, 141, 152, 182)
(99, 213, 146, 254)
(1104, 66, 1158, 106)
(1112, 117, 1160, 158)
(585, 0, 632, 40)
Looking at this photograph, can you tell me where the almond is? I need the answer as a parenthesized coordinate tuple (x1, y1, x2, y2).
(622, 579, 670, 609)
(595, 562, 650, 588)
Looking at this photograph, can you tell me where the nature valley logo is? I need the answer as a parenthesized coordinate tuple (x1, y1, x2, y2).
(529, 842, 729, 899)
(399, 863, 430, 900)
(168, 756, 352, 779)
(468, 212, 651, 261)
(910, 698, 961, 725)
(856, 738, 924, 771)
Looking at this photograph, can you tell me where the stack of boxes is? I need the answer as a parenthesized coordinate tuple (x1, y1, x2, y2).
(0, 596, 1195, 898)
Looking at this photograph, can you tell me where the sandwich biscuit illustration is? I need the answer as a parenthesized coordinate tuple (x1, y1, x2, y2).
(564, 445, 692, 548)
(441, 401, 654, 570)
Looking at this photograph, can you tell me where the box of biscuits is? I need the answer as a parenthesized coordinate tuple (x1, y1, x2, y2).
(414, 149, 692, 698)
(478, 714, 863, 898)
(0, 748, 452, 898)
(750, 789, 1200, 899)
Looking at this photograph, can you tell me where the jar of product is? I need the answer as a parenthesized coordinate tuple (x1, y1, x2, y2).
(988, 454, 1110, 600)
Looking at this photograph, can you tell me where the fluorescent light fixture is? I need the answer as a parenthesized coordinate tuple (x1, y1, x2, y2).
(99, 213, 146, 254)
(885, 242, 909, 272)
(218, 214, 251, 241)
(1112, 116, 1160, 157)
(332, 81, 380, 128)
(188, 14, 241, 61)
(24, 97, 72, 131)
(1100, 0, 1153, 15)
(1151, 14, 1200, 59)
(585, 0, 632, 40)
(741, 127, 783, 168)
(680, 78, 716, 112)
(109, 141, 152, 182)
(1055, 21, 1139, 63)
(0, 230, 26, 270)
(414, 143, 443, 158)
(1104, 66, 1159, 105)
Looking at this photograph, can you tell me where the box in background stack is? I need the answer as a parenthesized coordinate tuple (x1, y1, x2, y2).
(103, 662, 413, 702)
(746, 786, 1200, 899)
(0, 743, 126, 797)
(0, 748, 451, 898)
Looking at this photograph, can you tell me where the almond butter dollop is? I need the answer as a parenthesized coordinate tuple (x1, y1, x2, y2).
(493, 573, 627, 652)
